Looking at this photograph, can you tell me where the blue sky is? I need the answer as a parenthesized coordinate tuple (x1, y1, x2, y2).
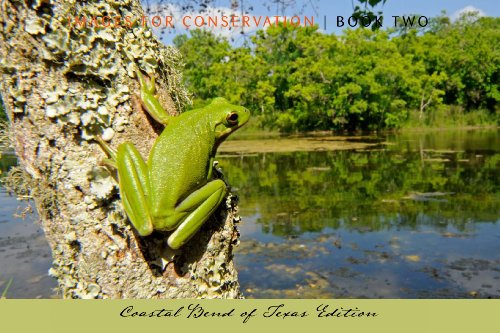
(145, 0, 499, 44)
(284, 0, 499, 33)
(318, 0, 497, 29)
(299, 0, 499, 19)
(223, 0, 500, 17)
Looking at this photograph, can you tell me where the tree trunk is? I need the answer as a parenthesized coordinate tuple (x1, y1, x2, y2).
(0, 0, 242, 299)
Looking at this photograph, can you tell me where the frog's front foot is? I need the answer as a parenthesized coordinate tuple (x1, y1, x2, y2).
(136, 69, 171, 125)
(212, 160, 226, 182)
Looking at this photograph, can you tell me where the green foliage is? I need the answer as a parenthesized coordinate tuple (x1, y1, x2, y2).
(0, 102, 10, 159)
(176, 13, 499, 132)
(173, 30, 232, 104)
(0, 97, 6, 121)
(351, 0, 387, 30)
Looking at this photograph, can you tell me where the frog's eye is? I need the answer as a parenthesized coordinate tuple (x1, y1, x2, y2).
(226, 112, 239, 126)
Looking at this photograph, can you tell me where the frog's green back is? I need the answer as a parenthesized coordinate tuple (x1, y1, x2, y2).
(147, 99, 249, 219)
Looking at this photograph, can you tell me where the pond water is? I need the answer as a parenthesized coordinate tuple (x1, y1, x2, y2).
(0, 154, 57, 298)
(218, 129, 500, 298)
(0, 129, 499, 298)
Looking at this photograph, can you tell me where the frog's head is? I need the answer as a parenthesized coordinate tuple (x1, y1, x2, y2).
(210, 97, 250, 142)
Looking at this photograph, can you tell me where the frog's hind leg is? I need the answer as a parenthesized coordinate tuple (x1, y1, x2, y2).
(94, 136, 118, 168)
(166, 179, 228, 249)
(115, 143, 154, 236)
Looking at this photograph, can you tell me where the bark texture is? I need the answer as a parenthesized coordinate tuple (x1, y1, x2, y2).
(0, 0, 242, 298)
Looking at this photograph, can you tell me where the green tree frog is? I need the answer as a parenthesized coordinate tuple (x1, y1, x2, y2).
(97, 71, 250, 249)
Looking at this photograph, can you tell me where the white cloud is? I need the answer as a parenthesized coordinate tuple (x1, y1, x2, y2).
(451, 5, 486, 21)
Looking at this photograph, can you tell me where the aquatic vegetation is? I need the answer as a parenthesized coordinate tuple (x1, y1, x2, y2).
(1, 278, 13, 299)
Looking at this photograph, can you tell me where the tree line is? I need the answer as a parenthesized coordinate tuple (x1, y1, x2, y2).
(174, 12, 499, 132)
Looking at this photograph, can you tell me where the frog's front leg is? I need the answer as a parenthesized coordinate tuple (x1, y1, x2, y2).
(165, 179, 228, 249)
(136, 71, 171, 125)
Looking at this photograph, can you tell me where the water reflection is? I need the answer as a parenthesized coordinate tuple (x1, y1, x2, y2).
(0, 130, 498, 298)
(218, 129, 500, 298)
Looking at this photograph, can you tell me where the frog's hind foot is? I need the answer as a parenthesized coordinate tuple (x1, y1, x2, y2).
(94, 136, 117, 160)
(98, 157, 117, 169)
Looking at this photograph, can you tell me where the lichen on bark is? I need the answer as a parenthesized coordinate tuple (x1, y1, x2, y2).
(0, 0, 242, 298)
